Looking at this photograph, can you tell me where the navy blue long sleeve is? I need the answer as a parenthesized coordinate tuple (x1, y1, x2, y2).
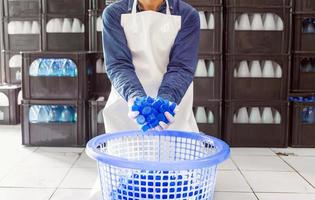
(102, 0, 200, 104)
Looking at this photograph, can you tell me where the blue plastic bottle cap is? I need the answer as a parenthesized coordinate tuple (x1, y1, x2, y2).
(157, 113, 168, 123)
(146, 96, 154, 104)
(159, 104, 167, 113)
(136, 115, 146, 125)
(142, 106, 152, 116)
(131, 105, 139, 112)
(149, 119, 159, 128)
(146, 114, 156, 123)
(141, 124, 150, 132)
(152, 100, 163, 110)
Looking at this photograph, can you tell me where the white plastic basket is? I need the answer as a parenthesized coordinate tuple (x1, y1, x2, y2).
(86, 130, 230, 200)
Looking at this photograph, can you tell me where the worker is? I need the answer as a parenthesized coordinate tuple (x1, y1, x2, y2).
(102, 0, 200, 132)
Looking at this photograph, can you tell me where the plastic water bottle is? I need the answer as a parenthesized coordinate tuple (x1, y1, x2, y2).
(51, 60, 63, 76)
(38, 106, 50, 123)
(0, 110, 4, 120)
(238, 13, 251, 30)
(38, 59, 52, 76)
(60, 106, 73, 122)
(307, 107, 315, 124)
(29, 58, 42, 76)
(29, 106, 39, 122)
(49, 105, 63, 122)
(62, 59, 77, 77)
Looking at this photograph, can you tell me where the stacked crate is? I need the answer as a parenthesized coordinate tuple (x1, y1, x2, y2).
(21, 0, 92, 146)
(223, 0, 291, 147)
(1, 0, 42, 84)
(290, 0, 315, 147)
(0, 84, 22, 125)
(87, 0, 223, 138)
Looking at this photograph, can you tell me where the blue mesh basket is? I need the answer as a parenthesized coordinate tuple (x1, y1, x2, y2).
(86, 130, 230, 200)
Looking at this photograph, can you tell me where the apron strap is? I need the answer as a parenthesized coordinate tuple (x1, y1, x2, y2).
(132, 0, 171, 15)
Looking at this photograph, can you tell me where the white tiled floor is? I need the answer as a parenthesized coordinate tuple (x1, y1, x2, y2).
(0, 125, 315, 200)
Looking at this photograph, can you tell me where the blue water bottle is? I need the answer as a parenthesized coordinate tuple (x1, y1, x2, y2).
(51, 59, 63, 76)
(308, 107, 315, 124)
(38, 59, 52, 76)
(60, 106, 72, 122)
(38, 105, 50, 123)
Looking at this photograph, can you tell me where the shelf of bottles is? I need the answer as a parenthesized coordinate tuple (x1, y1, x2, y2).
(22, 52, 94, 100)
(223, 100, 289, 147)
(290, 95, 315, 147)
(225, 0, 291, 54)
(225, 55, 289, 101)
(0, 84, 21, 125)
(22, 99, 87, 146)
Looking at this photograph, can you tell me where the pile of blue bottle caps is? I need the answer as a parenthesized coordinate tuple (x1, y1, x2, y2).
(111, 171, 203, 200)
(29, 58, 78, 77)
(131, 97, 176, 132)
(289, 96, 315, 124)
(29, 105, 77, 123)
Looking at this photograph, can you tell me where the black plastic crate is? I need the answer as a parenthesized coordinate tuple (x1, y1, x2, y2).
(0, 84, 21, 125)
(290, 93, 315, 147)
(89, 97, 106, 138)
(3, 16, 42, 51)
(193, 100, 222, 138)
(42, 0, 88, 15)
(294, 0, 315, 14)
(42, 14, 88, 51)
(22, 52, 95, 100)
(3, 0, 41, 18)
(22, 99, 87, 146)
(194, 53, 222, 102)
(293, 14, 315, 52)
(225, 54, 290, 101)
(291, 52, 315, 92)
(223, 100, 289, 147)
(2, 50, 23, 84)
(90, 52, 111, 97)
(225, 0, 291, 54)
(198, 6, 223, 55)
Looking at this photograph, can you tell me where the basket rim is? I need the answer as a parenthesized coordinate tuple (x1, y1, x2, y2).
(86, 130, 230, 171)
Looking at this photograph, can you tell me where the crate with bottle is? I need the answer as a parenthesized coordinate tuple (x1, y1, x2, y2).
(22, 99, 87, 146)
(291, 52, 315, 92)
(0, 84, 21, 125)
(42, 0, 88, 15)
(89, 97, 106, 138)
(225, 54, 289, 101)
(2, 0, 41, 18)
(223, 100, 289, 147)
(290, 94, 315, 147)
(2, 50, 23, 84)
(193, 100, 221, 138)
(194, 53, 222, 101)
(225, 0, 291, 54)
(42, 14, 88, 51)
(293, 14, 315, 52)
(22, 52, 95, 100)
(2, 16, 42, 51)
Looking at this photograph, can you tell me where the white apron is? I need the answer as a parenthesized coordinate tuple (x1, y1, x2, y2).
(103, 0, 198, 133)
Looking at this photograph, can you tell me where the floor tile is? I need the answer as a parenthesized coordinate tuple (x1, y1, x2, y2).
(0, 188, 54, 200)
(50, 188, 101, 200)
(282, 156, 315, 172)
(243, 171, 315, 193)
(300, 171, 315, 188)
(256, 193, 315, 200)
(272, 148, 315, 157)
(214, 192, 258, 200)
(17, 152, 79, 168)
(232, 156, 293, 171)
(215, 171, 252, 192)
(60, 168, 99, 189)
(73, 152, 97, 168)
(218, 158, 238, 171)
(0, 167, 69, 188)
(231, 148, 275, 156)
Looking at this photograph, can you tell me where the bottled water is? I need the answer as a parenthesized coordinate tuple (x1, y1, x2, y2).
(62, 59, 77, 77)
(38, 59, 52, 76)
(38, 106, 50, 123)
(51, 60, 63, 76)
(49, 105, 63, 122)
(29, 58, 42, 76)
